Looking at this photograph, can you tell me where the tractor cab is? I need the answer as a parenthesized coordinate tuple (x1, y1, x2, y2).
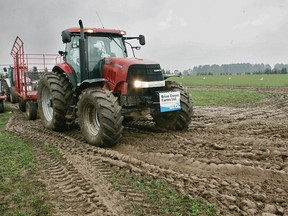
(59, 22, 145, 85)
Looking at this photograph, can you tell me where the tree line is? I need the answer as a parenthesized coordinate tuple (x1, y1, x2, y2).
(166, 63, 288, 76)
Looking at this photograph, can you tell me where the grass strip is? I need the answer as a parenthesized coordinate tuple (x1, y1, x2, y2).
(190, 89, 274, 107)
(109, 169, 216, 216)
(170, 74, 288, 87)
(0, 109, 52, 216)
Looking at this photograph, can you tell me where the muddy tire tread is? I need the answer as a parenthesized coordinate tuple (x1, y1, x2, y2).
(38, 72, 73, 131)
(152, 81, 193, 130)
(77, 88, 123, 147)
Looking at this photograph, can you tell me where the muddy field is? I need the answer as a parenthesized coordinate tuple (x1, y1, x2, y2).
(6, 87, 288, 216)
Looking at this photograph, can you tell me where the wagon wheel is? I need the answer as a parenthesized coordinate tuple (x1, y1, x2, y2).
(26, 101, 37, 120)
(0, 100, 4, 113)
(18, 97, 26, 112)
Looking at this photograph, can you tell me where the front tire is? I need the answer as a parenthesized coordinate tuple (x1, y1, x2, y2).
(37, 72, 72, 131)
(77, 88, 123, 147)
(152, 81, 193, 130)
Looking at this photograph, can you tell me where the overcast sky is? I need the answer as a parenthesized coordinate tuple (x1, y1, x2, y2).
(1, 0, 288, 71)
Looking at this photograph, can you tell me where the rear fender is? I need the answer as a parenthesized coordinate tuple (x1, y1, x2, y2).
(77, 78, 110, 95)
(53, 63, 78, 88)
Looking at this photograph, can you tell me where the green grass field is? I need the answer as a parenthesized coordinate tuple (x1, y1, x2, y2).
(0, 108, 52, 216)
(170, 74, 288, 87)
(190, 89, 274, 107)
(168, 74, 285, 107)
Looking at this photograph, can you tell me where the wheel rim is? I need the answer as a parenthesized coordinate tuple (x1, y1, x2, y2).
(83, 102, 100, 136)
(41, 86, 53, 122)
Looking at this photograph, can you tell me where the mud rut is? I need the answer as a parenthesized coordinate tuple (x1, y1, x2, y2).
(6, 89, 288, 216)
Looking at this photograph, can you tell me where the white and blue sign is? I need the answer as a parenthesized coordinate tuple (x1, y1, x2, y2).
(159, 92, 181, 112)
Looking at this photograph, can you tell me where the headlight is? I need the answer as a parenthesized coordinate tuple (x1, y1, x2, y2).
(134, 80, 165, 88)
(134, 80, 149, 88)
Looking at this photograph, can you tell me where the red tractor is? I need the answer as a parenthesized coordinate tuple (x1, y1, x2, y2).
(38, 20, 193, 147)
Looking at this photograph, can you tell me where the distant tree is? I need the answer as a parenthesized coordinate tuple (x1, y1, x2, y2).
(190, 63, 275, 75)
(182, 68, 193, 76)
(182, 70, 189, 76)
(164, 69, 171, 74)
(281, 68, 287, 74)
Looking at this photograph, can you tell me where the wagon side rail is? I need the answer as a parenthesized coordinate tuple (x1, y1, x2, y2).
(10, 36, 61, 99)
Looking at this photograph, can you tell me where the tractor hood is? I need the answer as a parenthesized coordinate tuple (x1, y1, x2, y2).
(103, 57, 160, 70)
(102, 57, 163, 94)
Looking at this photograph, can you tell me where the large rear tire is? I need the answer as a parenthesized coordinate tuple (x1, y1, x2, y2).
(37, 72, 72, 131)
(77, 88, 123, 147)
(152, 81, 193, 130)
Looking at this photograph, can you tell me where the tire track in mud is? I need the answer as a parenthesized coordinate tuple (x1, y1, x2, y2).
(121, 106, 288, 171)
(6, 99, 288, 215)
(36, 150, 112, 216)
(116, 106, 288, 215)
(7, 112, 132, 215)
(7, 112, 127, 215)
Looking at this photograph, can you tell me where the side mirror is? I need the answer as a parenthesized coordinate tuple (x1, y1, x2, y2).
(139, 35, 145, 46)
(58, 51, 67, 56)
(61, 30, 71, 43)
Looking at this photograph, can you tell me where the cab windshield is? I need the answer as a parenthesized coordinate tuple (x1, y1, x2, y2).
(65, 34, 127, 82)
(87, 35, 126, 71)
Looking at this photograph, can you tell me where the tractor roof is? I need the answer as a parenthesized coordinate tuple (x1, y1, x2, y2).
(65, 27, 126, 35)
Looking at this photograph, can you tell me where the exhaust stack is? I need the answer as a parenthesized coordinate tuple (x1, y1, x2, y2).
(79, 19, 88, 81)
